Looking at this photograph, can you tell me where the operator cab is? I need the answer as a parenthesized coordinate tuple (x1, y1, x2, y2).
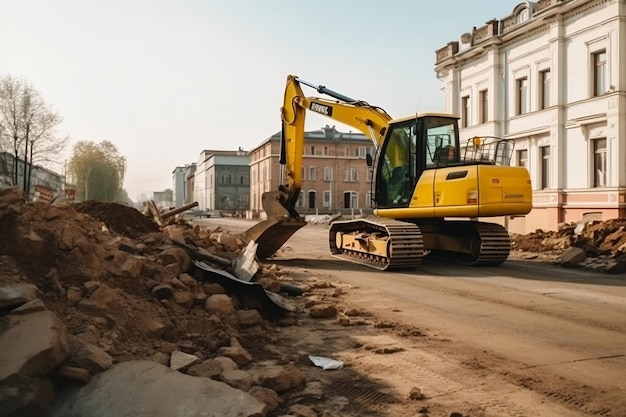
(370, 114, 460, 208)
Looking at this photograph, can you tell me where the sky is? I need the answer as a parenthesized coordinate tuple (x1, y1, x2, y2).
(0, 0, 520, 201)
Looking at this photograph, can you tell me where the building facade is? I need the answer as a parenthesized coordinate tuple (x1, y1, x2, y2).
(0, 152, 67, 201)
(194, 149, 250, 215)
(248, 126, 375, 219)
(172, 166, 187, 208)
(435, 0, 626, 233)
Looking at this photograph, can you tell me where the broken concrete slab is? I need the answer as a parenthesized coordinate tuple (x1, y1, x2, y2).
(559, 246, 586, 267)
(0, 283, 42, 309)
(0, 310, 69, 382)
(50, 360, 267, 417)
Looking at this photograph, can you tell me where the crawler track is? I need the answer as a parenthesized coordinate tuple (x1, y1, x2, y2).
(329, 218, 425, 270)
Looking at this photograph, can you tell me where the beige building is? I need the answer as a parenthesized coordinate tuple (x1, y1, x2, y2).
(248, 125, 374, 219)
(435, 0, 626, 233)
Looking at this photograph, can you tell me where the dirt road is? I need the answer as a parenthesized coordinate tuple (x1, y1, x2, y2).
(199, 218, 626, 417)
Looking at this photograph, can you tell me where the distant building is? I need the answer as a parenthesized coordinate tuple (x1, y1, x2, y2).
(0, 152, 67, 201)
(248, 125, 374, 219)
(184, 163, 196, 205)
(153, 189, 173, 209)
(434, 0, 626, 233)
(194, 148, 250, 215)
(172, 166, 187, 208)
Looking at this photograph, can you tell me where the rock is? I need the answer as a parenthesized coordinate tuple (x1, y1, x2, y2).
(0, 283, 41, 309)
(170, 351, 200, 371)
(172, 290, 194, 308)
(141, 318, 168, 338)
(605, 259, 626, 274)
(158, 247, 191, 272)
(0, 376, 55, 417)
(249, 386, 281, 413)
(559, 246, 586, 267)
(67, 337, 113, 374)
(217, 338, 253, 367)
(50, 361, 267, 417)
(237, 309, 263, 328)
(10, 298, 46, 315)
(120, 256, 146, 278)
(0, 310, 69, 382)
(187, 356, 238, 378)
(66, 286, 82, 306)
(288, 404, 318, 417)
(205, 294, 235, 315)
(220, 369, 253, 391)
(57, 365, 92, 384)
(248, 364, 304, 393)
(408, 386, 426, 400)
(309, 304, 338, 318)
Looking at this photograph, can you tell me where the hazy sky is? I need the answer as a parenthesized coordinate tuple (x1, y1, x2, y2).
(1, 0, 520, 200)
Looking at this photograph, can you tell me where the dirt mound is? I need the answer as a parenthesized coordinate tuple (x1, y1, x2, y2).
(73, 201, 160, 238)
(511, 218, 626, 257)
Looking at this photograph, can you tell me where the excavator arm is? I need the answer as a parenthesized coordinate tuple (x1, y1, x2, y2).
(277, 75, 393, 214)
(241, 75, 393, 259)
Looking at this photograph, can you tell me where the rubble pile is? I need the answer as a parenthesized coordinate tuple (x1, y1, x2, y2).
(0, 186, 332, 417)
(511, 218, 626, 272)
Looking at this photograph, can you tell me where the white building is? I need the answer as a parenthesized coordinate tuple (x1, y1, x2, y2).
(435, 0, 626, 233)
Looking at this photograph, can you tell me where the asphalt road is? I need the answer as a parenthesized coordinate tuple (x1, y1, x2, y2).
(198, 217, 626, 416)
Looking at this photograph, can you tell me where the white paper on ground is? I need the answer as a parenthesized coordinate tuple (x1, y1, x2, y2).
(308, 355, 344, 370)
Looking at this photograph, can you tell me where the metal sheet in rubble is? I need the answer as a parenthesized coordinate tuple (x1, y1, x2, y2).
(192, 260, 296, 316)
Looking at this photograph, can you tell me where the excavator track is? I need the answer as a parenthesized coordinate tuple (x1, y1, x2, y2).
(430, 221, 511, 266)
(329, 218, 425, 271)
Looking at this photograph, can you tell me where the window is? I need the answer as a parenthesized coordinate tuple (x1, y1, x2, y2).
(297, 191, 305, 208)
(221, 174, 232, 184)
(461, 95, 470, 127)
(593, 138, 607, 187)
(323, 190, 331, 208)
(344, 167, 358, 182)
(357, 147, 367, 158)
(309, 145, 316, 155)
(343, 191, 358, 209)
(344, 147, 350, 156)
(517, 149, 528, 167)
(592, 50, 607, 97)
(309, 166, 316, 180)
(323, 166, 333, 181)
(239, 175, 248, 185)
(365, 191, 372, 208)
(479, 90, 488, 123)
(540, 146, 550, 189)
(539, 69, 550, 110)
(367, 168, 373, 183)
(322, 146, 329, 156)
(516, 7, 529, 23)
(517, 77, 528, 115)
(308, 191, 316, 209)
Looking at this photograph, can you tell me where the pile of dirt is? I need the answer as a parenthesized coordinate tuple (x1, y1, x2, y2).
(0, 186, 340, 416)
(511, 218, 626, 257)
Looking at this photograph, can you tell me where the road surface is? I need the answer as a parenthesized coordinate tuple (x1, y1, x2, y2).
(199, 217, 626, 416)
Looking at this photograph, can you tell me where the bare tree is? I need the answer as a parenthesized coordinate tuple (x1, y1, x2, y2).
(0, 75, 68, 190)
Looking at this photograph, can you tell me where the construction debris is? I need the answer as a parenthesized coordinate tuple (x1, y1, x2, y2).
(511, 217, 626, 272)
(0, 186, 336, 416)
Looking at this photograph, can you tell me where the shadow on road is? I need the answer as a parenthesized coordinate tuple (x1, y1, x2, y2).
(262, 255, 626, 287)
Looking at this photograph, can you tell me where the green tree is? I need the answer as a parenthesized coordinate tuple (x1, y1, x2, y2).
(68, 140, 127, 202)
(0, 75, 68, 189)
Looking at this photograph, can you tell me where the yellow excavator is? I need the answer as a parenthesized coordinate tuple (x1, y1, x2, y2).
(241, 75, 532, 270)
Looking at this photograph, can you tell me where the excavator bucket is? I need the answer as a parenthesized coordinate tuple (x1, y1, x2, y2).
(239, 190, 306, 259)
(240, 217, 306, 259)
